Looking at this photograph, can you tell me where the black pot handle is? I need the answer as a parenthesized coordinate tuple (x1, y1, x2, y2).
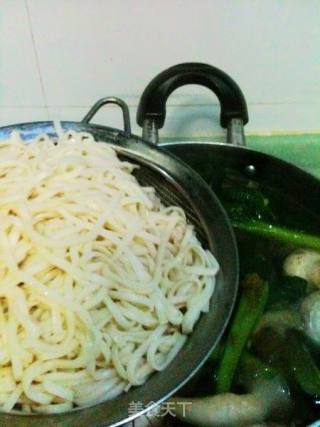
(137, 62, 248, 145)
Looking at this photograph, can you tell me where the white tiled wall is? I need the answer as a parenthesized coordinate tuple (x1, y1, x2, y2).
(1, 0, 319, 139)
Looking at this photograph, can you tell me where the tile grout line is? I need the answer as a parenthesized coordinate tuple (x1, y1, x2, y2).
(24, 0, 49, 120)
(1, 101, 319, 108)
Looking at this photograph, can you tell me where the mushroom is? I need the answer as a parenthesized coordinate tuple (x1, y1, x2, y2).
(300, 290, 320, 345)
(254, 309, 303, 336)
(283, 249, 320, 288)
(171, 376, 291, 427)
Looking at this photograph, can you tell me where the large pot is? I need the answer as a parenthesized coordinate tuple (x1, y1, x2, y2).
(137, 63, 320, 217)
(136, 63, 320, 427)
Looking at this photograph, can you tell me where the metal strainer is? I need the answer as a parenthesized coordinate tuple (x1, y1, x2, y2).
(0, 65, 242, 426)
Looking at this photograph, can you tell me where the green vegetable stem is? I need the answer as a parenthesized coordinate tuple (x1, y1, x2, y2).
(215, 273, 269, 393)
(233, 219, 320, 252)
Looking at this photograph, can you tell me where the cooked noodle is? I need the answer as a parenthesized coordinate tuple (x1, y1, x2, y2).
(0, 129, 218, 413)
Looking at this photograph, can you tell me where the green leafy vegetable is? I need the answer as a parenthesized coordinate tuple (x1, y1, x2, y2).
(286, 329, 320, 396)
(252, 327, 320, 396)
(221, 185, 320, 251)
(268, 276, 308, 308)
(222, 187, 275, 223)
(237, 350, 279, 392)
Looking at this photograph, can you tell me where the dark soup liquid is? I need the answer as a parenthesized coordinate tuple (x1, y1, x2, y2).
(176, 169, 320, 427)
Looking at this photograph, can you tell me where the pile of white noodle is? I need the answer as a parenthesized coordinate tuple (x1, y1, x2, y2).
(0, 129, 218, 413)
